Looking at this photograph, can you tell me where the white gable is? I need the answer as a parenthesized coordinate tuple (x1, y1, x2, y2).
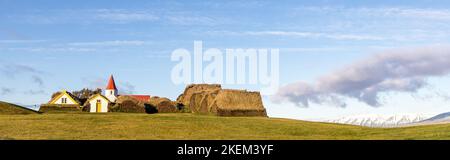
(88, 95, 110, 113)
(51, 92, 78, 105)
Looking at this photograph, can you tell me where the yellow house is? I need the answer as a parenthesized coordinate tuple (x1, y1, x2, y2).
(86, 94, 110, 113)
(40, 90, 83, 112)
(48, 90, 81, 106)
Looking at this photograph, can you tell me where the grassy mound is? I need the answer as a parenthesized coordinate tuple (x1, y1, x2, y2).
(112, 95, 147, 113)
(39, 104, 82, 113)
(0, 113, 449, 140)
(212, 89, 267, 117)
(111, 100, 147, 113)
(0, 101, 40, 115)
(189, 90, 219, 114)
(178, 84, 267, 116)
(177, 84, 222, 108)
(148, 97, 178, 113)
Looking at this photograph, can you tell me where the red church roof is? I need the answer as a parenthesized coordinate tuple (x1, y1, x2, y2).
(106, 75, 117, 90)
(127, 95, 151, 102)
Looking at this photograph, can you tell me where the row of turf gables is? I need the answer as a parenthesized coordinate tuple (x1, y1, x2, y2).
(39, 75, 267, 117)
(44, 75, 150, 113)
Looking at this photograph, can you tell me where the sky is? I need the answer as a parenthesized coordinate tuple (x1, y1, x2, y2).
(1, 0, 450, 120)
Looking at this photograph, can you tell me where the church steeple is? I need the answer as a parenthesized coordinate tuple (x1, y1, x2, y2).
(105, 75, 118, 102)
(106, 75, 117, 90)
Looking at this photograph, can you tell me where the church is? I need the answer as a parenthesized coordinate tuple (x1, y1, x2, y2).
(47, 75, 150, 113)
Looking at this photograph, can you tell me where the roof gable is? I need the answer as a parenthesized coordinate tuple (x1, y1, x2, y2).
(87, 94, 111, 103)
(49, 90, 81, 105)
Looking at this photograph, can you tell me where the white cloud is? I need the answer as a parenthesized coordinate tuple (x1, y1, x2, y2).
(0, 63, 46, 89)
(24, 90, 46, 95)
(208, 30, 385, 40)
(68, 40, 150, 47)
(118, 82, 136, 94)
(10, 9, 160, 24)
(0, 63, 43, 77)
(273, 45, 450, 107)
(94, 9, 159, 22)
(280, 47, 353, 53)
(300, 6, 450, 21)
(0, 40, 154, 53)
(245, 31, 384, 40)
(0, 40, 47, 44)
(10, 9, 226, 26)
(0, 47, 97, 52)
(166, 15, 221, 26)
(0, 87, 14, 95)
(361, 7, 450, 20)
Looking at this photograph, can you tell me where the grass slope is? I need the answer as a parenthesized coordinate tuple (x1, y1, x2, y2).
(0, 113, 449, 140)
(0, 101, 40, 115)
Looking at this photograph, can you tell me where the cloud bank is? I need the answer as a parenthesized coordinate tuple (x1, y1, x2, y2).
(243, 31, 384, 41)
(0, 63, 45, 88)
(0, 63, 43, 77)
(0, 88, 14, 96)
(272, 45, 450, 107)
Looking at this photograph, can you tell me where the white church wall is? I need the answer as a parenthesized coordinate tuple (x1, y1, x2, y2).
(105, 89, 118, 102)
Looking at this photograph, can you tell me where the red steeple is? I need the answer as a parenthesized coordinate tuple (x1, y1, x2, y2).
(106, 75, 117, 90)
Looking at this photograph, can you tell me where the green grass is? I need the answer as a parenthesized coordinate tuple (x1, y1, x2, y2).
(0, 113, 449, 140)
(0, 101, 40, 115)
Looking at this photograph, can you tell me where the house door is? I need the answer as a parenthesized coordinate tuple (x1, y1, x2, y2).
(96, 100, 102, 112)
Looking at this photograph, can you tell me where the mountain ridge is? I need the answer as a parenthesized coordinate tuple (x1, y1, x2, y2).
(321, 113, 433, 127)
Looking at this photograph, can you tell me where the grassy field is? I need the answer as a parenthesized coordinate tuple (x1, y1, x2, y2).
(0, 101, 40, 115)
(0, 113, 449, 140)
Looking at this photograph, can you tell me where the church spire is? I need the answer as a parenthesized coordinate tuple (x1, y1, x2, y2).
(105, 75, 118, 102)
(106, 75, 117, 90)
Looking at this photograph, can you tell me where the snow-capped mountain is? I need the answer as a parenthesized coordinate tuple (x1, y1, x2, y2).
(321, 114, 433, 127)
(417, 112, 450, 124)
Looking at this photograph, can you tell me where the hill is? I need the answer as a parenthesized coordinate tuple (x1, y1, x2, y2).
(422, 111, 450, 122)
(414, 112, 450, 125)
(0, 101, 40, 115)
(0, 113, 449, 140)
(322, 113, 432, 127)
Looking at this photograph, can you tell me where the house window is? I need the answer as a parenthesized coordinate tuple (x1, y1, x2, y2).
(110, 91, 113, 95)
(97, 100, 101, 103)
(61, 98, 67, 104)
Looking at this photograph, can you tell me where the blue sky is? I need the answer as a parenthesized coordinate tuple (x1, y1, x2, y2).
(1, 0, 450, 119)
